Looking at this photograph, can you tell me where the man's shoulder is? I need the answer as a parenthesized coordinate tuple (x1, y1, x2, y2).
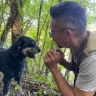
(76, 54, 96, 92)
(84, 31, 96, 56)
(80, 54, 96, 68)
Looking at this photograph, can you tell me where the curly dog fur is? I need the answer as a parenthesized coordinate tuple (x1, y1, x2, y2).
(0, 36, 41, 96)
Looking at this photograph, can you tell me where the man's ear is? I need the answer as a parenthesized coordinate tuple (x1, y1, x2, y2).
(65, 29, 72, 37)
(65, 29, 72, 38)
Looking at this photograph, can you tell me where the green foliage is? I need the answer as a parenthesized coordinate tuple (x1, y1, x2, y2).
(0, 0, 96, 95)
(1, 0, 95, 82)
(34, 75, 47, 82)
(11, 79, 20, 90)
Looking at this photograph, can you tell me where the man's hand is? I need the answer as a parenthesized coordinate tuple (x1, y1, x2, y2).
(43, 49, 62, 70)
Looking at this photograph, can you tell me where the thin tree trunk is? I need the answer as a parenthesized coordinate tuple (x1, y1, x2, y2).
(36, 0, 43, 42)
(38, 20, 50, 75)
(58, 0, 62, 3)
(11, 0, 23, 43)
(1, 0, 19, 43)
(64, 50, 71, 82)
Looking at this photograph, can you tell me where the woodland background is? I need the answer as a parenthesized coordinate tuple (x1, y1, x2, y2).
(0, 0, 96, 95)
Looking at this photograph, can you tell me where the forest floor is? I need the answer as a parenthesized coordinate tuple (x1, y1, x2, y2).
(0, 73, 61, 96)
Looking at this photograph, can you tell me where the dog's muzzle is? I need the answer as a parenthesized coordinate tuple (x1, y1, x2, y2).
(22, 45, 41, 58)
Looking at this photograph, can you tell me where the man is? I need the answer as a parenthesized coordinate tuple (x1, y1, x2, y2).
(43, 1, 96, 96)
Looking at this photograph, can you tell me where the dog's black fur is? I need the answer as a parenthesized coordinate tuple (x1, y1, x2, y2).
(0, 36, 41, 96)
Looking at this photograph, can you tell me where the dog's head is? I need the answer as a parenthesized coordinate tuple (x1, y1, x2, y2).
(10, 36, 41, 58)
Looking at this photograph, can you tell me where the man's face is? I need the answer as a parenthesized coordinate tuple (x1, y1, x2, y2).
(50, 18, 68, 48)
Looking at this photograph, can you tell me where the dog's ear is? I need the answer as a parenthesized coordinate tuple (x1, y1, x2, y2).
(10, 36, 26, 57)
(15, 36, 26, 53)
(16, 36, 26, 46)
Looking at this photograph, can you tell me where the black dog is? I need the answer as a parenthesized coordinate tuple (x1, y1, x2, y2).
(0, 36, 41, 96)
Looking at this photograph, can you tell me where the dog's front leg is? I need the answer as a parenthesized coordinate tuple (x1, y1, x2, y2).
(15, 75, 24, 96)
(2, 76, 11, 96)
(17, 80, 23, 95)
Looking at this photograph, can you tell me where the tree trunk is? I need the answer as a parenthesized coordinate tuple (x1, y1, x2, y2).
(10, 0, 23, 43)
(1, 0, 23, 44)
(58, 0, 62, 3)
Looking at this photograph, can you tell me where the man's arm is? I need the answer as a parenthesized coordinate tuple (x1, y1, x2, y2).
(59, 60, 72, 71)
(56, 49, 72, 70)
(50, 67, 95, 96)
(43, 49, 95, 96)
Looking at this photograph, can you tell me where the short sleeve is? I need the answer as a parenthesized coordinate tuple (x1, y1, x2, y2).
(76, 54, 96, 92)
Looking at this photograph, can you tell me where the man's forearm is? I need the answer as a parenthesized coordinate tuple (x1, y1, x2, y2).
(50, 67, 74, 96)
(59, 60, 72, 71)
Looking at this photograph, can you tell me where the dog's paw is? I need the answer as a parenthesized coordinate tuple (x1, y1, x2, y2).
(17, 90, 24, 96)
(2, 94, 9, 96)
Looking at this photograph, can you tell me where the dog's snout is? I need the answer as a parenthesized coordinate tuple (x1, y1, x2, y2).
(38, 48, 41, 53)
(35, 42, 41, 53)
(35, 46, 41, 53)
